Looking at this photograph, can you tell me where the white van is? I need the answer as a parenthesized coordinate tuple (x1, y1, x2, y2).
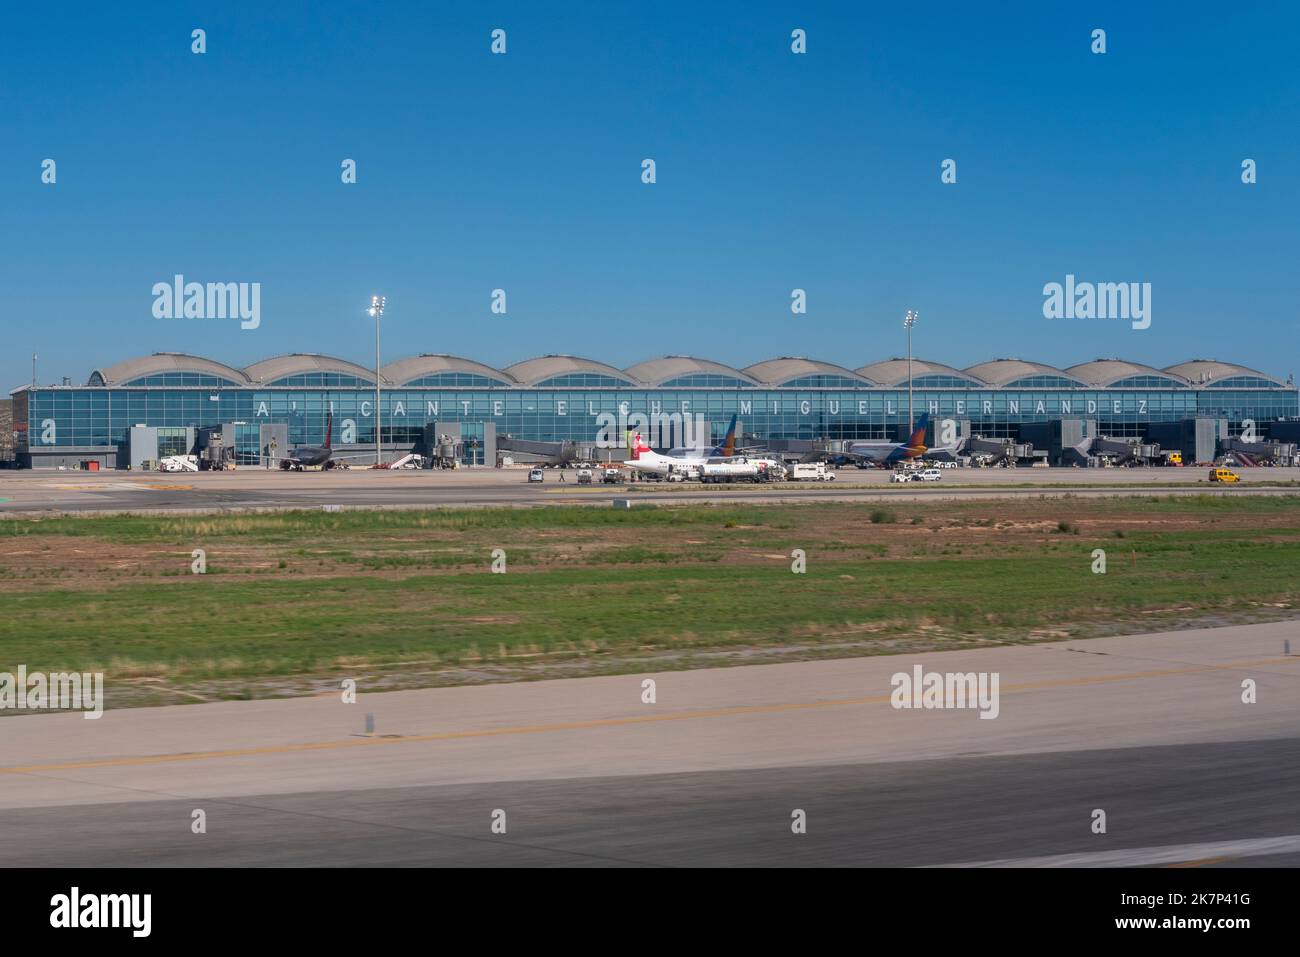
(915, 468, 942, 482)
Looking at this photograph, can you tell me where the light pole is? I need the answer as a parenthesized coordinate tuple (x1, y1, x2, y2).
(904, 310, 918, 434)
(367, 295, 386, 466)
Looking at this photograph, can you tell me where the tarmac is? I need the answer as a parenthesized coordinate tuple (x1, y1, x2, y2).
(3, 620, 1297, 866)
(2, 465, 1299, 515)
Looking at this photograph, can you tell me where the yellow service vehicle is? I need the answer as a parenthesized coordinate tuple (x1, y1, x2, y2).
(1208, 467, 1240, 483)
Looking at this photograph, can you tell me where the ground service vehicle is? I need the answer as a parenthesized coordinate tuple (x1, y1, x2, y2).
(159, 455, 199, 472)
(527, 468, 545, 483)
(1209, 467, 1239, 483)
(790, 462, 835, 481)
(700, 458, 762, 483)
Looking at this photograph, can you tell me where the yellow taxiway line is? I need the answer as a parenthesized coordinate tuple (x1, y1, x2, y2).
(1, 657, 1291, 776)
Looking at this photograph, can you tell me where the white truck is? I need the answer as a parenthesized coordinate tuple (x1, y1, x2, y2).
(789, 462, 835, 482)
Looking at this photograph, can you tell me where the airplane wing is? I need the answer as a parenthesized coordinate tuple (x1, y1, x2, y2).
(286, 450, 383, 463)
(836, 447, 890, 463)
(327, 452, 390, 461)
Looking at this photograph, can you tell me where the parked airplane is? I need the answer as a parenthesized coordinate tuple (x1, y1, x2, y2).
(280, 414, 376, 470)
(624, 414, 739, 477)
(839, 415, 949, 467)
(664, 414, 739, 459)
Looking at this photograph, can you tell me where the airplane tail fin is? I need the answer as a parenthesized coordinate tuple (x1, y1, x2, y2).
(627, 430, 651, 460)
(906, 414, 929, 454)
(324, 412, 333, 450)
(710, 414, 739, 457)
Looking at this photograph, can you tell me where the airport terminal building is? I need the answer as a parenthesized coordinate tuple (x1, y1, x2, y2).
(9, 353, 1299, 468)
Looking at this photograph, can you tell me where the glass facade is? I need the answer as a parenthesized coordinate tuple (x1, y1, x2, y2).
(17, 374, 1299, 460)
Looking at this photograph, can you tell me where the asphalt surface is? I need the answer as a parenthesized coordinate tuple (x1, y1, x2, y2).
(4, 739, 1298, 867)
(2, 466, 1299, 514)
(3, 621, 1297, 866)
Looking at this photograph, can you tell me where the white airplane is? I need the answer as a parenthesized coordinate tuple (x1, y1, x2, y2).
(624, 414, 739, 478)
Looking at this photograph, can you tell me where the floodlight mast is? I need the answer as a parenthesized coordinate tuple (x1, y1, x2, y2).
(904, 310, 918, 434)
(368, 296, 387, 465)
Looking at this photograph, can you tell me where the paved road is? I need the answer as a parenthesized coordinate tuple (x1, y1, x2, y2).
(3, 621, 1297, 866)
(2, 466, 1298, 514)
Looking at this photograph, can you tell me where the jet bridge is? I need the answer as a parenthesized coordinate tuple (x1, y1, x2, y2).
(1088, 436, 1162, 466)
(965, 435, 1031, 465)
(1219, 436, 1297, 466)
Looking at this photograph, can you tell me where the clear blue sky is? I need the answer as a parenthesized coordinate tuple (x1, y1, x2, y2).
(3, 0, 1298, 388)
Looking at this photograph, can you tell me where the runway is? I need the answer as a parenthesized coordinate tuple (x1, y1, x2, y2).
(4, 740, 1299, 867)
(2, 466, 1299, 515)
(3, 620, 1297, 866)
